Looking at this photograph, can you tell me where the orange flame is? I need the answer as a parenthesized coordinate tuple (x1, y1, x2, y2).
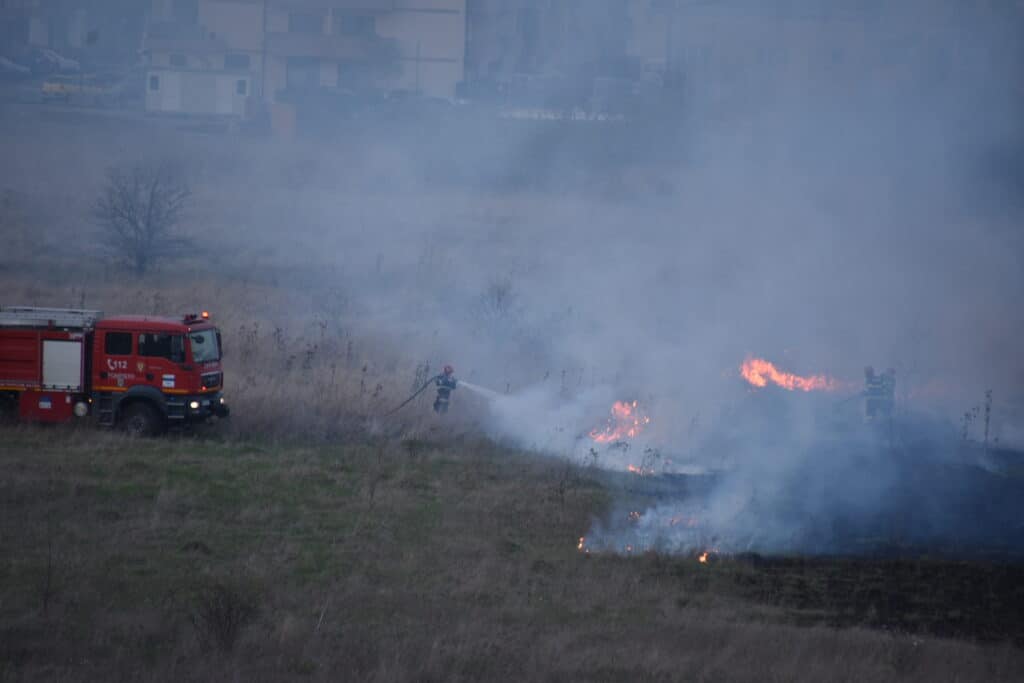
(741, 357, 837, 392)
(590, 401, 651, 443)
(698, 551, 709, 563)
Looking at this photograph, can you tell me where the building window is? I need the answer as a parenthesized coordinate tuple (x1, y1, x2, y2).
(104, 332, 132, 355)
(225, 53, 250, 70)
(286, 57, 320, 90)
(288, 11, 325, 34)
(149, 75, 160, 91)
(169, 53, 187, 67)
(335, 14, 375, 37)
(236, 79, 248, 96)
(338, 61, 373, 89)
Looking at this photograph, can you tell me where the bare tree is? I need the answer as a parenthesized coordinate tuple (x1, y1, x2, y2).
(477, 276, 519, 323)
(93, 160, 191, 275)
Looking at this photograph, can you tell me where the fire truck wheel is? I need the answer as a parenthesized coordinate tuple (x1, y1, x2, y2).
(120, 402, 165, 437)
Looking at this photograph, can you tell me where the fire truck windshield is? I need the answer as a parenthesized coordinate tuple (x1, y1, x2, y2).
(189, 329, 221, 363)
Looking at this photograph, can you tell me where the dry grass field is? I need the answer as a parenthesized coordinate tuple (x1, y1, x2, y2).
(2, 103, 1023, 681)
(2, 427, 1023, 682)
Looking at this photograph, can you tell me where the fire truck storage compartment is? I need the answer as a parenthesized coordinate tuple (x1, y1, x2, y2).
(42, 339, 83, 389)
(19, 388, 76, 422)
(0, 330, 41, 386)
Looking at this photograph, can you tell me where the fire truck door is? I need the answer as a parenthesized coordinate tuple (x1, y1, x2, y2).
(137, 333, 185, 392)
(42, 340, 83, 390)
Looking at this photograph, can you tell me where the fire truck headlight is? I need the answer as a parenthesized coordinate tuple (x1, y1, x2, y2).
(73, 401, 88, 418)
(219, 397, 226, 405)
(189, 400, 201, 410)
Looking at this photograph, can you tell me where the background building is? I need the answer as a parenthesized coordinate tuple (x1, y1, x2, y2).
(462, 0, 1023, 114)
(145, 0, 465, 120)
(127, 0, 1023, 128)
(1, 0, 145, 68)
(463, 0, 639, 109)
(626, 0, 1020, 108)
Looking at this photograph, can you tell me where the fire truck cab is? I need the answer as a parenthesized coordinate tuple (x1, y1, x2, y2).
(0, 306, 229, 435)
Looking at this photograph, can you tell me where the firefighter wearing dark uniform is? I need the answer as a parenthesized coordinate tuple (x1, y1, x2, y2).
(434, 365, 457, 414)
(864, 366, 896, 420)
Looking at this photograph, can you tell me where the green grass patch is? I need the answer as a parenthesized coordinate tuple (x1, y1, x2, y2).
(1, 426, 1022, 682)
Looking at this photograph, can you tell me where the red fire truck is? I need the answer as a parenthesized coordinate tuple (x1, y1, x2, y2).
(0, 306, 229, 435)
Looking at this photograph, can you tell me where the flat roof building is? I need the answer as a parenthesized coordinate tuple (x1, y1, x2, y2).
(144, 0, 465, 123)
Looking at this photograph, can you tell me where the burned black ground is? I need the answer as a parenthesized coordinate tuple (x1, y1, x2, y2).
(642, 553, 1024, 645)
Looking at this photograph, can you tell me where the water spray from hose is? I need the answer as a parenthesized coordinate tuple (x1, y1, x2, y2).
(459, 381, 501, 401)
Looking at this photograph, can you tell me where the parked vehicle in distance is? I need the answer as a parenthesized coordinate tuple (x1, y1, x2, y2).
(41, 72, 136, 106)
(29, 47, 80, 74)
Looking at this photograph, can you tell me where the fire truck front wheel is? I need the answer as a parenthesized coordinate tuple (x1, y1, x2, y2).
(119, 402, 166, 437)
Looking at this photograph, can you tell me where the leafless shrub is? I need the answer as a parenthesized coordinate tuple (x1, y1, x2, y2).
(93, 160, 192, 275)
(984, 389, 993, 451)
(190, 582, 258, 654)
(411, 361, 433, 393)
(962, 403, 981, 441)
(478, 276, 519, 323)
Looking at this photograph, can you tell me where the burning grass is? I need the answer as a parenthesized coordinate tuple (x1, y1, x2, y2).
(589, 400, 651, 443)
(741, 356, 840, 392)
(1, 426, 1023, 681)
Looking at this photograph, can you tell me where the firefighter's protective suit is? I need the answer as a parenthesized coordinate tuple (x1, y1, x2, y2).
(434, 367, 457, 414)
(864, 366, 895, 420)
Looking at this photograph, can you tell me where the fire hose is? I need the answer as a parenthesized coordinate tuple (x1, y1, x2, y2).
(382, 374, 442, 417)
